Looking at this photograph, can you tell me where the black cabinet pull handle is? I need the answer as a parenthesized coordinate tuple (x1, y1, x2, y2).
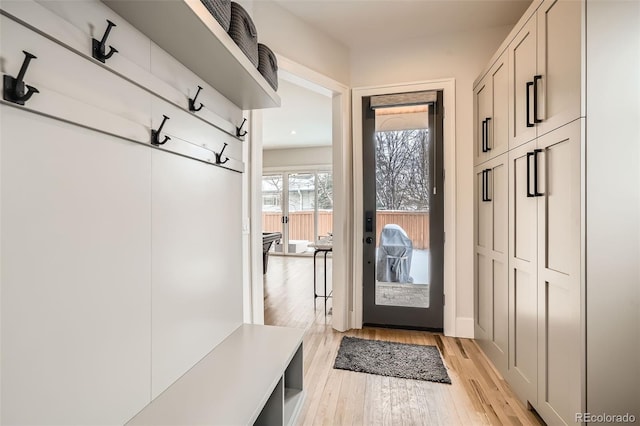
(526, 151, 535, 197)
(481, 170, 486, 201)
(526, 81, 534, 128)
(533, 75, 543, 124)
(484, 168, 492, 202)
(481, 119, 487, 153)
(485, 117, 492, 151)
(533, 148, 543, 196)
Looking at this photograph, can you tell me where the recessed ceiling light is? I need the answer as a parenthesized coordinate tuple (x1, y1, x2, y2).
(290, 130, 297, 135)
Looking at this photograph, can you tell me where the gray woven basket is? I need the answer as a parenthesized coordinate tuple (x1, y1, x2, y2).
(258, 43, 278, 91)
(200, 0, 231, 32)
(229, 2, 258, 68)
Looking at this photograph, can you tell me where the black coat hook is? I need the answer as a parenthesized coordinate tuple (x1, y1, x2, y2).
(151, 115, 171, 145)
(215, 143, 229, 165)
(3, 51, 39, 106)
(189, 85, 204, 112)
(236, 118, 248, 137)
(92, 19, 118, 63)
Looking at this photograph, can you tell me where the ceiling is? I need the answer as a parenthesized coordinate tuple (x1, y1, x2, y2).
(274, 0, 532, 49)
(262, 0, 532, 150)
(262, 75, 333, 150)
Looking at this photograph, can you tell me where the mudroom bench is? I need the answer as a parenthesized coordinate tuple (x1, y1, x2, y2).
(126, 324, 305, 426)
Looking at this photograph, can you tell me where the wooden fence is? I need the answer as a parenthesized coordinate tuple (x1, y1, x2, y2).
(262, 210, 429, 249)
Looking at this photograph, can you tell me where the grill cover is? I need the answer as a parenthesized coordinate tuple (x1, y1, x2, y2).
(376, 224, 414, 283)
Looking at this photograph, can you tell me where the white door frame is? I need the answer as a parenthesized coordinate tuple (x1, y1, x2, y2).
(352, 79, 458, 335)
(245, 54, 352, 332)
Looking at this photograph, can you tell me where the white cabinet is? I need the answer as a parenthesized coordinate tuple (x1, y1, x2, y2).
(474, 52, 508, 165)
(507, 121, 582, 423)
(507, 140, 539, 405)
(508, 0, 582, 150)
(535, 121, 582, 424)
(475, 1, 588, 424)
(474, 153, 508, 374)
(535, 0, 582, 136)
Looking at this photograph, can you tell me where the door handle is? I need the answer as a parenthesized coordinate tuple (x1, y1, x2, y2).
(526, 151, 535, 197)
(484, 168, 492, 202)
(485, 118, 492, 151)
(533, 75, 543, 124)
(481, 119, 487, 153)
(526, 81, 534, 128)
(365, 236, 373, 244)
(533, 148, 544, 196)
(365, 211, 373, 232)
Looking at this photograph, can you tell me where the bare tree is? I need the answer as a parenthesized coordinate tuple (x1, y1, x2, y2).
(375, 129, 430, 211)
(316, 172, 333, 210)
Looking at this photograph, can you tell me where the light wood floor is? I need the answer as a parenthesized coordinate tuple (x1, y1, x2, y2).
(264, 255, 544, 426)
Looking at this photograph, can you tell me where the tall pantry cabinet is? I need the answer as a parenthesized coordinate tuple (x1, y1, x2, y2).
(474, 0, 640, 424)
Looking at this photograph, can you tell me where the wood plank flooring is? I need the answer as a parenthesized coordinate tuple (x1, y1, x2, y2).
(263, 255, 544, 425)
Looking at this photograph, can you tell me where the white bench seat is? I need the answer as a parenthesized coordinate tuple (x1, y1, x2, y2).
(127, 324, 305, 426)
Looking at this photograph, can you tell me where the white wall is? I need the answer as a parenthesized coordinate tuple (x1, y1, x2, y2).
(263, 146, 332, 170)
(350, 25, 513, 332)
(251, 1, 351, 85)
(586, 0, 640, 417)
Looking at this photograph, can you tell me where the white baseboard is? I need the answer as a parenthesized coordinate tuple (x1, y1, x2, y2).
(454, 317, 475, 338)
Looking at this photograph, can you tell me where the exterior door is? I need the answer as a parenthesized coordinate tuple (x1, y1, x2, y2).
(261, 174, 286, 251)
(262, 171, 333, 255)
(361, 91, 444, 330)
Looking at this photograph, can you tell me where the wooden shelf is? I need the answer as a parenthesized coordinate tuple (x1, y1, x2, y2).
(102, 0, 281, 110)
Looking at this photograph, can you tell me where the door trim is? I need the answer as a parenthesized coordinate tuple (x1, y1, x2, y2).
(246, 54, 352, 332)
(352, 79, 458, 336)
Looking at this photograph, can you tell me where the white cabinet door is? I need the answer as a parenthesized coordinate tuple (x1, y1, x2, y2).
(1, 106, 152, 426)
(508, 15, 538, 149)
(536, 120, 583, 424)
(489, 54, 509, 159)
(150, 149, 243, 398)
(474, 53, 509, 166)
(475, 166, 492, 339)
(508, 140, 538, 405)
(536, 0, 583, 136)
(474, 153, 509, 374)
(474, 75, 492, 165)
(488, 155, 509, 374)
